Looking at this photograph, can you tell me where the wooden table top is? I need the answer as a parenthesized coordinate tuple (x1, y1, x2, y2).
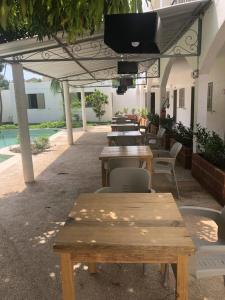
(53, 193, 195, 258)
(107, 131, 142, 138)
(99, 145, 153, 160)
(111, 123, 138, 127)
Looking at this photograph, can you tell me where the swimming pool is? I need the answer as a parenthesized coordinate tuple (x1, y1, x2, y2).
(0, 128, 58, 149)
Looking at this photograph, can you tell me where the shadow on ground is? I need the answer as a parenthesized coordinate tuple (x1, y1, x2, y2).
(0, 129, 224, 300)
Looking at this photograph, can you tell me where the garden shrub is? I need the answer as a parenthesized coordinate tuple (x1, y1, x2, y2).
(32, 136, 50, 153)
(38, 121, 65, 128)
(195, 124, 225, 170)
(160, 116, 175, 133)
(147, 113, 159, 127)
(0, 124, 17, 129)
(173, 122, 193, 148)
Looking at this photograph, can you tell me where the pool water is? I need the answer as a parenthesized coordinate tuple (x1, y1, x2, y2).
(0, 128, 58, 149)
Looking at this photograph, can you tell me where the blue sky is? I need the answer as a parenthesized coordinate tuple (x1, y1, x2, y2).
(4, 64, 42, 81)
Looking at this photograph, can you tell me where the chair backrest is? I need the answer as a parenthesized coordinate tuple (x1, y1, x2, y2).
(108, 158, 141, 172)
(170, 142, 182, 158)
(110, 167, 150, 192)
(157, 127, 166, 139)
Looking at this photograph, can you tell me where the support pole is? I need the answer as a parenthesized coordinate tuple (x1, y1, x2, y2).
(81, 88, 87, 131)
(193, 73, 209, 152)
(194, 74, 208, 128)
(12, 63, 34, 183)
(63, 81, 73, 145)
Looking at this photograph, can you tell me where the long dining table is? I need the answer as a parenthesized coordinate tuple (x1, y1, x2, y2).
(99, 145, 153, 186)
(53, 192, 195, 300)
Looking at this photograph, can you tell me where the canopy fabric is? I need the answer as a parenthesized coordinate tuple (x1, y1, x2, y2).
(0, 0, 210, 87)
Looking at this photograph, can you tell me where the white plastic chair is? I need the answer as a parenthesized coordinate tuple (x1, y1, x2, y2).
(96, 167, 153, 274)
(103, 158, 142, 186)
(145, 127, 166, 148)
(164, 206, 225, 286)
(152, 142, 182, 199)
(96, 167, 152, 193)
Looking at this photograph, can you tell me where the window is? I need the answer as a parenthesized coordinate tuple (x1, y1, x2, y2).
(207, 82, 213, 112)
(27, 94, 45, 109)
(179, 88, 185, 108)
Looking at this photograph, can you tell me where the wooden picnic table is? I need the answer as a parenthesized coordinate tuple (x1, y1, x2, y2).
(111, 123, 138, 131)
(99, 145, 153, 186)
(53, 193, 195, 300)
(107, 130, 142, 146)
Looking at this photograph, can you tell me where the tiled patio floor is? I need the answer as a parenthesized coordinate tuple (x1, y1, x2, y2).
(0, 126, 224, 300)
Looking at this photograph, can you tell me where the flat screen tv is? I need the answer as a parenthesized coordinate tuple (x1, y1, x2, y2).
(118, 61, 138, 74)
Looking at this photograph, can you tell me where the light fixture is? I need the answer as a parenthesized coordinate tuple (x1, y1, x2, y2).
(131, 41, 140, 47)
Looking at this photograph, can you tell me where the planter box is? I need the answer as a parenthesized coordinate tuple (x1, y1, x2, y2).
(192, 153, 225, 205)
(170, 138, 192, 169)
(126, 114, 137, 122)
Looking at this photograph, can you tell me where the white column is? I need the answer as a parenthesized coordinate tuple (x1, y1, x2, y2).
(194, 74, 209, 128)
(12, 63, 34, 183)
(62, 81, 73, 145)
(81, 88, 87, 131)
(193, 73, 209, 152)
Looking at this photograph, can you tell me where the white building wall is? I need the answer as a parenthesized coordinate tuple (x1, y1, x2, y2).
(9, 81, 64, 124)
(165, 58, 194, 127)
(71, 85, 113, 122)
(2, 81, 145, 124)
(112, 88, 142, 115)
(206, 50, 225, 138)
(72, 83, 144, 121)
(1, 89, 12, 122)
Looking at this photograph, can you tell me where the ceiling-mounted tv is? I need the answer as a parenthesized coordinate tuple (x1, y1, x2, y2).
(118, 61, 138, 74)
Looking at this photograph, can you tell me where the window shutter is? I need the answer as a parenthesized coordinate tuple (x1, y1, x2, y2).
(37, 94, 45, 109)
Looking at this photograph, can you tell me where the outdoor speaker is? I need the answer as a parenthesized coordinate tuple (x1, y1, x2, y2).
(104, 12, 160, 54)
(118, 61, 138, 74)
(116, 85, 127, 95)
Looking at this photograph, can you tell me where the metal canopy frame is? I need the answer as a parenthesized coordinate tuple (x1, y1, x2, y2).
(0, 0, 210, 87)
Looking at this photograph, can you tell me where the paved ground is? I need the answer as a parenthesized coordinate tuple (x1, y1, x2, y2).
(0, 126, 224, 300)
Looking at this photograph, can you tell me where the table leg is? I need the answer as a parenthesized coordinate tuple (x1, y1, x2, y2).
(146, 158, 152, 172)
(60, 253, 76, 300)
(88, 263, 97, 274)
(101, 160, 107, 187)
(176, 256, 188, 300)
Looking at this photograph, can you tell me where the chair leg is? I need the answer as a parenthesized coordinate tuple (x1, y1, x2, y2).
(223, 275, 225, 286)
(172, 168, 180, 200)
(143, 263, 148, 275)
(163, 264, 170, 288)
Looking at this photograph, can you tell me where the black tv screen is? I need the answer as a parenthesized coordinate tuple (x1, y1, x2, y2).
(118, 61, 138, 74)
(112, 77, 136, 88)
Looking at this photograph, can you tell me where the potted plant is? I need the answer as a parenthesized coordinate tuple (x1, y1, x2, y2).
(170, 122, 193, 169)
(160, 115, 175, 150)
(192, 124, 225, 205)
(148, 113, 159, 135)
